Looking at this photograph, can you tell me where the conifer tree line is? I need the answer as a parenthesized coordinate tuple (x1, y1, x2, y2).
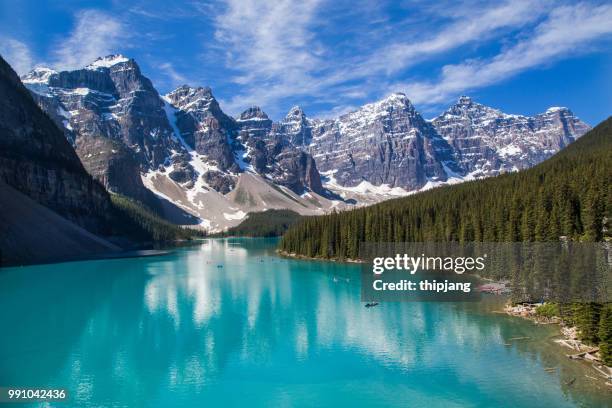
(215, 210, 301, 237)
(280, 117, 612, 363)
(111, 195, 205, 242)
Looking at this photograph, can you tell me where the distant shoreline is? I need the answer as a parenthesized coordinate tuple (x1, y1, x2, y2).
(277, 249, 364, 264)
(0, 247, 182, 270)
(0, 249, 173, 270)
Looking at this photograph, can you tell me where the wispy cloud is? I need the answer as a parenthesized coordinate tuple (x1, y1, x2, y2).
(0, 38, 33, 75)
(208, 0, 559, 117)
(211, 0, 324, 115)
(346, 0, 548, 79)
(316, 103, 358, 119)
(159, 62, 188, 87)
(399, 3, 612, 106)
(214, 0, 322, 82)
(52, 10, 128, 70)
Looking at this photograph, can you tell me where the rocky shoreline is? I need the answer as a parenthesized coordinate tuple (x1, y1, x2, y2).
(276, 250, 364, 264)
(504, 302, 612, 385)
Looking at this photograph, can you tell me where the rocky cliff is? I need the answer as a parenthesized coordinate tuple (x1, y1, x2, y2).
(163, 85, 324, 195)
(22, 56, 180, 202)
(431, 96, 591, 177)
(0, 55, 112, 233)
(304, 93, 460, 191)
(280, 93, 589, 192)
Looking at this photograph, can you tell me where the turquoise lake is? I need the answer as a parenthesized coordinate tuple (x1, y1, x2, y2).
(0, 238, 609, 407)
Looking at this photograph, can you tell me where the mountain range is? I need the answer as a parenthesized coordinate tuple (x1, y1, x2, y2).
(20, 54, 590, 231)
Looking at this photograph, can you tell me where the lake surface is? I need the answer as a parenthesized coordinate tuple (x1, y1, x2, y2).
(0, 238, 609, 407)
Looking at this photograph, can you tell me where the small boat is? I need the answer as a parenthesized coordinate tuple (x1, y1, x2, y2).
(365, 302, 379, 308)
(216, 264, 224, 268)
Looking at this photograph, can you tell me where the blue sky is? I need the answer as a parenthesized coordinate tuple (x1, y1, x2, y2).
(1, 0, 611, 124)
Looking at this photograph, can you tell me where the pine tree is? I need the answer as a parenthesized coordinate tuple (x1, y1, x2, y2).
(598, 304, 612, 366)
(582, 185, 604, 241)
(575, 303, 602, 345)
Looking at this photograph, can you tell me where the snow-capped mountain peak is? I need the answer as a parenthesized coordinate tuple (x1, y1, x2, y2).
(545, 106, 569, 114)
(341, 92, 417, 124)
(283, 105, 309, 127)
(286, 105, 306, 118)
(85, 54, 130, 70)
(437, 96, 524, 126)
(237, 106, 270, 121)
(432, 97, 590, 177)
(21, 67, 57, 84)
(456, 95, 473, 105)
(164, 85, 218, 114)
(376, 92, 411, 107)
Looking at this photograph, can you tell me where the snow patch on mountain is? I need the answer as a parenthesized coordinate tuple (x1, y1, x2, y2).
(223, 210, 247, 221)
(86, 54, 130, 70)
(161, 98, 220, 204)
(321, 170, 410, 197)
(21, 67, 57, 84)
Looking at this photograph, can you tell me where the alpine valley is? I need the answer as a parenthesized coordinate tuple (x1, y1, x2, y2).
(20, 54, 590, 232)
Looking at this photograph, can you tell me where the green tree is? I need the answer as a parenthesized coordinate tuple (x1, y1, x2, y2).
(598, 304, 612, 366)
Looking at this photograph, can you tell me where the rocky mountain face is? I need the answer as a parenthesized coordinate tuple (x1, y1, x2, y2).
(277, 93, 589, 192)
(165, 85, 238, 171)
(163, 85, 325, 195)
(163, 85, 239, 194)
(20, 54, 590, 230)
(431, 96, 591, 177)
(23, 60, 324, 204)
(304, 93, 460, 191)
(232, 105, 323, 194)
(0, 55, 112, 234)
(22, 56, 182, 203)
(235, 106, 274, 174)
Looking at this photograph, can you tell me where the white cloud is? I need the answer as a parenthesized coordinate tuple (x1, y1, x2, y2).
(52, 9, 127, 70)
(159, 62, 188, 86)
(399, 3, 612, 106)
(347, 0, 549, 79)
(211, 0, 324, 115)
(316, 104, 358, 119)
(29, 1, 607, 120)
(209, 0, 557, 117)
(0, 38, 33, 75)
(214, 0, 321, 82)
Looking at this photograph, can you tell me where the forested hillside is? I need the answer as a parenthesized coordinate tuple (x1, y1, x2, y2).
(216, 210, 301, 237)
(111, 195, 205, 242)
(280, 117, 612, 259)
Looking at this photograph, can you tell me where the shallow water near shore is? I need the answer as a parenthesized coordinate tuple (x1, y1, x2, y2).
(0, 238, 609, 407)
